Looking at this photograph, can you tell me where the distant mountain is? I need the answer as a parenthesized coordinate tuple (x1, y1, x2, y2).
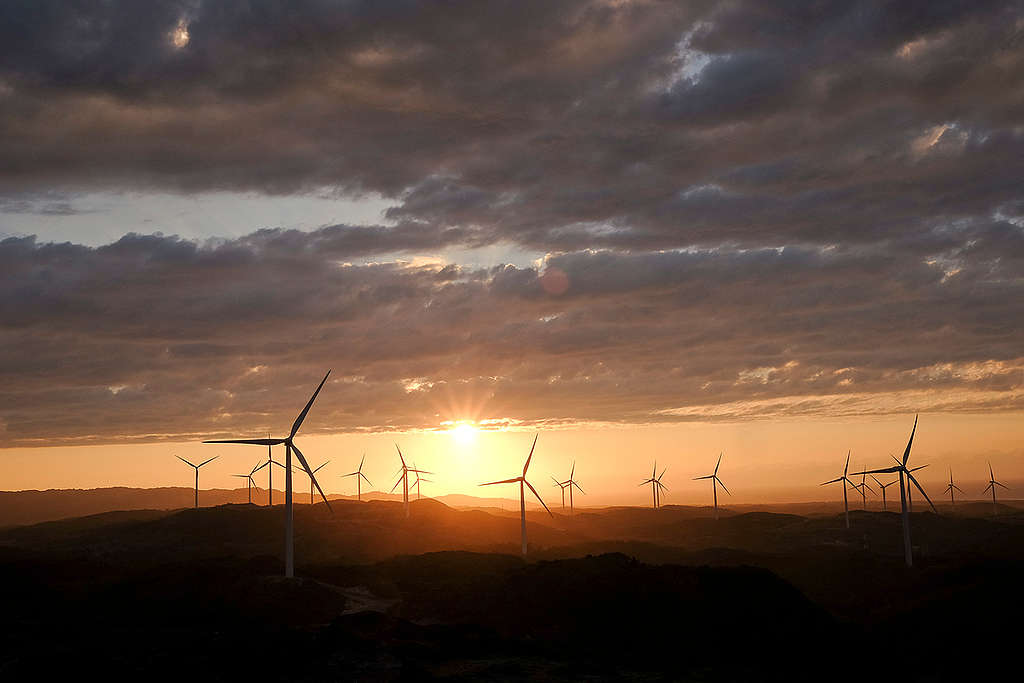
(1, 485, 1019, 528)
(0, 486, 527, 528)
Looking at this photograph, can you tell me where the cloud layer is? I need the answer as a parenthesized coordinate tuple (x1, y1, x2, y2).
(0, 1, 1022, 444)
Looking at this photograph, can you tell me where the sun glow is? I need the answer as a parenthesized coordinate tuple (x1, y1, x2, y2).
(448, 422, 479, 445)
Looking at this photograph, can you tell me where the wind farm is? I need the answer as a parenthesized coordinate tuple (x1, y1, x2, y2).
(2, 1, 1022, 680)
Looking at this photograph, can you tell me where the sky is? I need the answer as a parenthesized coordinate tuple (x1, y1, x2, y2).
(1, 1, 1022, 503)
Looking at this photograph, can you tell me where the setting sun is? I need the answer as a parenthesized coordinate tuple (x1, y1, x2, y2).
(448, 422, 479, 445)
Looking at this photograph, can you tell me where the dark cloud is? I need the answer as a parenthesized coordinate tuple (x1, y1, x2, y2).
(0, 1, 1022, 443)
(1, 224, 1021, 445)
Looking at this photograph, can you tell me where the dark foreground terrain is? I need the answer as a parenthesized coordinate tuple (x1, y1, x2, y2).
(1, 499, 1021, 681)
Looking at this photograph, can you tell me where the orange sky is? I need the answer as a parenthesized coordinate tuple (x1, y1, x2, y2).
(3, 411, 1021, 505)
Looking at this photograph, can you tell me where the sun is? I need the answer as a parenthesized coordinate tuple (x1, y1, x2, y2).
(449, 421, 479, 445)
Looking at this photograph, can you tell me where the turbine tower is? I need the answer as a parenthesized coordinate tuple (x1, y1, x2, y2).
(871, 475, 897, 511)
(391, 445, 430, 517)
(852, 415, 935, 567)
(639, 462, 667, 510)
(342, 454, 372, 501)
(552, 476, 570, 510)
(203, 371, 334, 578)
(479, 434, 553, 555)
(981, 463, 1008, 516)
(232, 461, 263, 504)
(852, 470, 874, 509)
(298, 460, 329, 504)
(943, 468, 964, 507)
(176, 455, 218, 509)
(694, 453, 729, 520)
(412, 467, 431, 500)
(554, 461, 585, 515)
(820, 451, 855, 529)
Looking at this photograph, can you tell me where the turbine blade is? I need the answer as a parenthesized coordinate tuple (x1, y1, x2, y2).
(570, 461, 575, 479)
(203, 438, 283, 446)
(953, 485, 964, 493)
(175, 455, 197, 468)
(820, 477, 843, 485)
(480, 477, 521, 486)
(902, 414, 918, 467)
(390, 476, 404, 493)
(715, 452, 723, 475)
(395, 444, 406, 468)
(870, 475, 884, 488)
(313, 461, 329, 473)
(656, 481, 668, 492)
(252, 461, 270, 473)
(716, 477, 731, 496)
(851, 466, 901, 475)
(694, 475, 714, 481)
(572, 481, 586, 494)
(291, 443, 332, 511)
(995, 482, 1010, 490)
(197, 456, 218, 468)
(523, 433, 539, 476)
(290, 371, 331, 438)
(360, 472, 373, 486)
(525, 479, 553, 517)
(358, 453, 365, 472)
(551, 475, 561, 486)
(843, 450, 850, 476)
(982, 483, 993, 494)
(905, 471, 936, 513)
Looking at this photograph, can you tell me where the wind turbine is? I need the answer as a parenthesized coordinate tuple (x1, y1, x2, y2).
(639, 462, 667, 510)
(391, 445, 429, 517)
(555, 461, 585, 515)
(298, 460, 329, 505)
(479, 434, 553, 555)
(982, 463, 1008, 516)
(411, 466, 431, 500)
(232, 461, 263, 504)
(342, 454, 372, 501)
(851, 415, 935, 567)
(820, 451, 855, 529)
(203, 371, 334, 578)
(871, 475, 898, 511)
(944, 468, 964, 507)
(552, 476, 570, 510)
(890, 454, 927, 513)
(176, 455, 218, 509)
(694, 453, 729, 520)
(852, 470, 874, 509)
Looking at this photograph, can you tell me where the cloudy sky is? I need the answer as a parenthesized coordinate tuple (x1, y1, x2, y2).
(1, 1, 1022, 500)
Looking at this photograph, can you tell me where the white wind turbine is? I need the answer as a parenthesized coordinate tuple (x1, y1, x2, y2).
(981, 462, 1008, 516)
(176, 455, 218, 509)
(554, 461, 585, 515)
(342, 454, 372, 501)
(232, 461, 263, 504)
(820, 451, 855, 529)
(391, 445, 429, 517)
(871, 475, 898, 511)
(203, 371, 334, 578)
(944, 468, 964, 507)
(639, 462, 668, 510)
(851, 415, 936, 567)
(694, 453, 729, 519)
(479, 434, 553, 555)
(256, 434, 287, 506)
(297, 460, 329, 505)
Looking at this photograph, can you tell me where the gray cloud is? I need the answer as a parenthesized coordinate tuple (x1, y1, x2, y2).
(0, 1, 1022, 444)
(1, 224, 1021, 445)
